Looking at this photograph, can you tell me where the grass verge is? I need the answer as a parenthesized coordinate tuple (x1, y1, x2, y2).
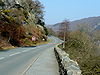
(0, 39, 51, 51)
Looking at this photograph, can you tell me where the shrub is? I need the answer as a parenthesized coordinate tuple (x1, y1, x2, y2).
(60, 30, 100, 75)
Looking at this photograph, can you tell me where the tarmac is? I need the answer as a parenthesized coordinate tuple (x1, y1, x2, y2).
(25, 47, 59, 75)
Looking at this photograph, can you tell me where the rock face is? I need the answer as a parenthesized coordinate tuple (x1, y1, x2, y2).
(3, 0, 23, 5)
(1, 0, 28, 9)
(0, 0, 47, 47)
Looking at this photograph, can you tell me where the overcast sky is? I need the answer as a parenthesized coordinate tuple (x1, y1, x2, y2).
(39, 0, 100, 24)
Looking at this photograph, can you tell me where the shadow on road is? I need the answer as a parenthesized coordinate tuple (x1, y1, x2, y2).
(0, 49, 10, 52)
(22, 46, 36, 48)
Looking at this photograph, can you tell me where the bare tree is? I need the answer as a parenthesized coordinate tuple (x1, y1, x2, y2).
(30, 0, 44, 20)
(58, 20, 69, 49)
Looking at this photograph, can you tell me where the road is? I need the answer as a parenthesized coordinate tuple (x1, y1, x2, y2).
(0, 36, 62, 75)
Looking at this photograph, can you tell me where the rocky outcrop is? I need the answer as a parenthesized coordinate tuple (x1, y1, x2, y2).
(2, 0, 25, 7)
(0, 0, 47, 48)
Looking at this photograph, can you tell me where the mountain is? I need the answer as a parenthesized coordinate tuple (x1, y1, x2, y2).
(49, 16, 100, 32)
(94, 25, 100, 31)
(46, 23, 62, 32)
(70, 16, 100, 30)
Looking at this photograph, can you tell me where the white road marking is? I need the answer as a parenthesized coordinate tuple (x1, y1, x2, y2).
(9, 52, 21, 56)
(15, 52, 21, 55)
(22, 50, 29, 52)
(22, 48, 36, 53)
(0, 57, 5, 60)
(9, 48, 35, 57)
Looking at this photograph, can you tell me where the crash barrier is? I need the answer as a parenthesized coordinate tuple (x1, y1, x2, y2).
(54, 45, 81, 75)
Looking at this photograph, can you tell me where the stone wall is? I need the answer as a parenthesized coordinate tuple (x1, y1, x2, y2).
(54, 44, 81, 75)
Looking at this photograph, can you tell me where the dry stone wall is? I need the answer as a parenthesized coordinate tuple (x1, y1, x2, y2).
(54, 44, 81, 75)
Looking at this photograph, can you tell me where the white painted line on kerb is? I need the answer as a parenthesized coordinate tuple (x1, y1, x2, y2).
(0, 57, 5, 60)
(9, 52, 21, 56)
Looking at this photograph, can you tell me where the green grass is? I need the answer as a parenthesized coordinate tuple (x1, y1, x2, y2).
(0, 46, 15, 50)
(35, 39, 51, 46)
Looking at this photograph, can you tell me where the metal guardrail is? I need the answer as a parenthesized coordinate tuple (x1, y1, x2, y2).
(54, 45, 81, 75)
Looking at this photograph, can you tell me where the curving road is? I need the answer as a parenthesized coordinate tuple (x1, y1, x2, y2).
(0, 36, 62, 75)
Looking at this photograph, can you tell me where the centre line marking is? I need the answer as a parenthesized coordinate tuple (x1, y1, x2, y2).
(9, 52, 21, 56)
(22, 50, 29, 52)
(0, 57, 5, 60)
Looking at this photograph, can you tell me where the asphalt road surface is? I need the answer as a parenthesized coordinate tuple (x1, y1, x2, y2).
(0, 36, 62, 75)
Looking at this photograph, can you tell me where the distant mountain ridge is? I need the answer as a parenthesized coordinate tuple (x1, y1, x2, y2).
(70, 16, 100, 30)
(46, 23, 62, 32)
(48, 16, 100, 31)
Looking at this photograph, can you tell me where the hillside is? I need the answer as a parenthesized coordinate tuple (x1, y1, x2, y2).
(54, 17, 100, 74)
(70, 16, 100, 30)
(0, 0, 48, 49)
(94, 25, 100, 31)
(48, 16, 100, 32)
(46, 23, 61, 32)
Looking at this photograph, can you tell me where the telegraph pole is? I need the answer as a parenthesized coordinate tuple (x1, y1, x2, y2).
(62, 23, 66, 49)
(62, 20, 69, 49)
(59, 20, 69, 49)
